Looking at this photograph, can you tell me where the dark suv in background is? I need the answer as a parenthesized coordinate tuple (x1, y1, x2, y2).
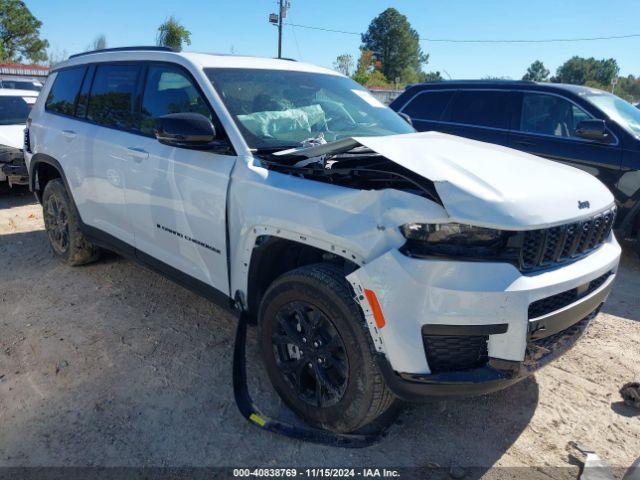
(390, 81, 640, 248)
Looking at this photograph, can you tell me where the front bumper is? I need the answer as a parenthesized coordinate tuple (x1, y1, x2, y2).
(0, 146, 28, 186)
(347, 234, 621, 400)
(376, 306, 602, 401)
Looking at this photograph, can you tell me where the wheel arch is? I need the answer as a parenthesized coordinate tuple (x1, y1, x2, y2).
(29, 153, 69, 203)
(242, 232, 362, 319)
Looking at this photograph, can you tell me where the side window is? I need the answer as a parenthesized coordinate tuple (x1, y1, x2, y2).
(401, 91, 453, 121)
(449, 91, 511, 129)
(520, 93, 591, 138)
(45, 67, 86, 116)
(140, 65, 212, 136)
(87, 64, 141, 130)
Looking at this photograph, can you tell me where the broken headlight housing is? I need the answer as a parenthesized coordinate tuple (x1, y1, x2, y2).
(400, 223, 511, 259)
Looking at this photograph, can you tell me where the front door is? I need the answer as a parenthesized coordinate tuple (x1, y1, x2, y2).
(509, 92, 622, 188)
(123, 63, 235, 294)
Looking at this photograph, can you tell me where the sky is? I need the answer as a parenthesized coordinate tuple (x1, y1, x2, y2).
(27, 0, 640, 80)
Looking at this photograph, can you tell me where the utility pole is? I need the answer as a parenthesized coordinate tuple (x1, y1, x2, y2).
(270, 0, 290, 59)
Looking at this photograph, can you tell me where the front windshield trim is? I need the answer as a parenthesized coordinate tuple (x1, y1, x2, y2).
(204, 67, 414, 150)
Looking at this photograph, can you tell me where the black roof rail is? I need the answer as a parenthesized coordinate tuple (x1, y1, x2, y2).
(68, 46, 179, 59)
(418, 79, 537, 84)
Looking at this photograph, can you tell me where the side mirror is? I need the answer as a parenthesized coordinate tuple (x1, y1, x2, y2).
(575, 119, 611, 143)
(155, 112, 217, 149)
(398, 112, 413, 126)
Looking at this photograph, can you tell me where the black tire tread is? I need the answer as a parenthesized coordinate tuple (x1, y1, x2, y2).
(42, 179, 100, 266)
(259, 262, 395, 432)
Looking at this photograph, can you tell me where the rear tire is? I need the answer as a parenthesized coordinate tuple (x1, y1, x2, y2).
(258, 263, 395, 433)
(42, 179, 101, 266)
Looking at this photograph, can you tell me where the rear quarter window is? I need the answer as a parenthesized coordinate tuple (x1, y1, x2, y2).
(401, 90, 454, 121)
(448, 90, 511, 129)
(45, 67, 86, 116)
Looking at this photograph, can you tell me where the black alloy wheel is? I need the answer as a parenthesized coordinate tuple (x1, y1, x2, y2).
(271, 300, 349, 408)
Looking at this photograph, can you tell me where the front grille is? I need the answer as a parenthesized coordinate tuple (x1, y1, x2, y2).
(528, 271, 612, 319)
(422, 335, 488, 374)
(519, 207, 616, 271)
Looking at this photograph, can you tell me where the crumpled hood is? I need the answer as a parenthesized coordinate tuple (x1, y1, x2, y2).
(0, 125, 25, 150)
(352, 131, 615, 230)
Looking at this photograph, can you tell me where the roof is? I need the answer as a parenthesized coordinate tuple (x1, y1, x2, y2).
(0, 88, 39, 97)
(408, 79, 608, 96)
(58, 47, 340, 76)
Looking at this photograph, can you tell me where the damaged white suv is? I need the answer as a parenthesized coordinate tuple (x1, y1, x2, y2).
(25, 47, 621, 433)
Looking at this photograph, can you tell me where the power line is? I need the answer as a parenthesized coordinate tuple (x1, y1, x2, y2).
(284, 22, 640, 44)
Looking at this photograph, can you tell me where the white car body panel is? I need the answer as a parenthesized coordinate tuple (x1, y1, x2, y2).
(227, 155, 449, 301)
(355, 132, 615, 229)
(0, 124, 26, 149)
(124, 136, 235, 293)
(347, 235, 620, 373)
(26, 50, 622, 379)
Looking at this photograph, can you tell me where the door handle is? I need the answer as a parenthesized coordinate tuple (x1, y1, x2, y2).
(61, 130, 76, 140)
(127, 147, 149, 162)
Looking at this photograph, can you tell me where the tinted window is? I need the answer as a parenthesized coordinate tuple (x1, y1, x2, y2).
(140, 65, 212, 135)
(401, 91, 453, 120)
(87, 64, 140, 130)
(449, 91, 510, 129)
(45, 67, 86, 115)
(0, 96, 33, 125)
(520, 93, 591, 138)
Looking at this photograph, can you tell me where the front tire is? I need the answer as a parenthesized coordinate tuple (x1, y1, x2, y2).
(258, 263, 395, 433)
(42, 179, 100, 266)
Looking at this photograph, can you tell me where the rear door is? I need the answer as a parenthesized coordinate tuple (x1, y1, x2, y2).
(78, 63, 143, 246)
(509, 92, 622, 186)
(396, 89, 454, 132)
(122, 62, 236, 294)
(440, 90, 512, 146)
(40, 66, 93, 211)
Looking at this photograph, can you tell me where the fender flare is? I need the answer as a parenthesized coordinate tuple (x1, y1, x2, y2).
(234, 225, 366, 312)
(28, 153, 70, 201)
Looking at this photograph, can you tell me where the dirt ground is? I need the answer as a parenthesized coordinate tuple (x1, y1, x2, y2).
(1, 184, 639, 477)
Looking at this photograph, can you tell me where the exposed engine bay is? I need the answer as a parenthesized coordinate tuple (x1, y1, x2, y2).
(257, 139, 441, 204)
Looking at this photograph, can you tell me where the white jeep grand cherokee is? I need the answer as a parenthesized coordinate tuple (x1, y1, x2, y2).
(25, 47, 621, 433)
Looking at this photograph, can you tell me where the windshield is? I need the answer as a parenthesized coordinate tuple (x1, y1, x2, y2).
(585, 92, 640, 137)
(205, 68, 414, 149)
(0, 96, 34, 125)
